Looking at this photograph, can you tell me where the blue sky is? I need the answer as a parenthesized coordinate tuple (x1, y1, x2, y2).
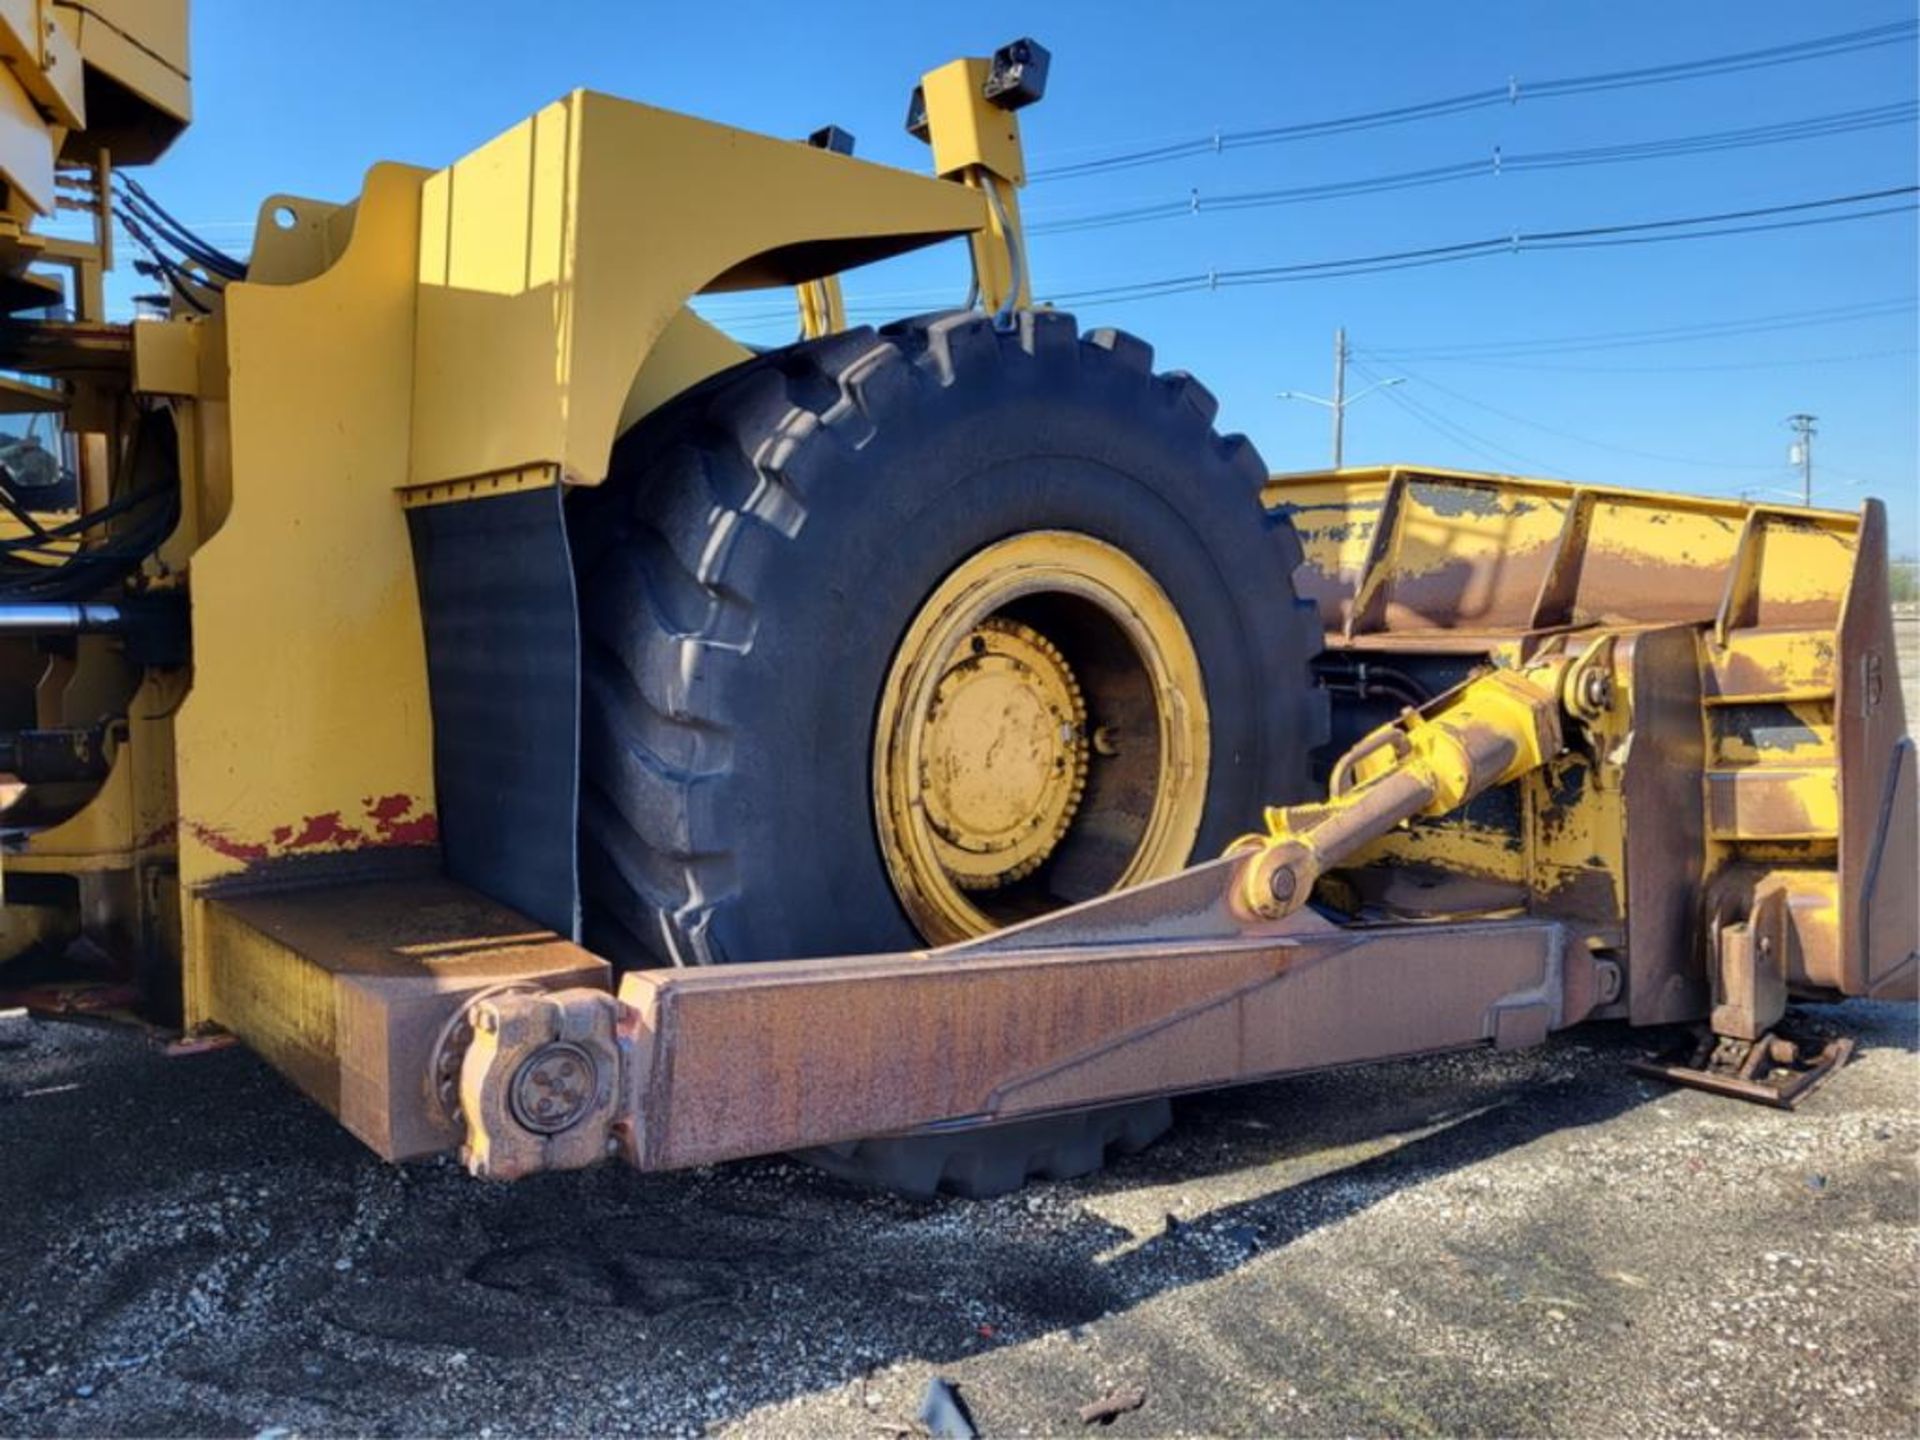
(144, 1, 1916, 548)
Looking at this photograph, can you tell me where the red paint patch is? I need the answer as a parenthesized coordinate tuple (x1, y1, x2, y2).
(381, 812, 438, 845)
(283, 811, 367, 849)
(183, 821, 269, 863)
(363, 793, 439, 846)
(365, 793, 414, 823)
(135, 819, 178, 851)
(184, 796, 437, 868)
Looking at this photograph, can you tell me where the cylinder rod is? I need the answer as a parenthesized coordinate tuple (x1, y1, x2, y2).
(0, 602, 127, 634)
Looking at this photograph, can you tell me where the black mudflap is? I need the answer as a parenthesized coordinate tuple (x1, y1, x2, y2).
(407, 485, 581, 939)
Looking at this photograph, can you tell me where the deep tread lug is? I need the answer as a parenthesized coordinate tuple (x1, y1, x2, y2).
(1015, 308, 1079, 365)
(922, 310, 999, 385)
(1165, 371, 1221, 426)
(1218, 432, 1268, 491)
(1085, 326, 1153, 373)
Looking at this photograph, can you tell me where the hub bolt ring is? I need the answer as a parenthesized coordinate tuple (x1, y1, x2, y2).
(508, 1042, 600, 1136)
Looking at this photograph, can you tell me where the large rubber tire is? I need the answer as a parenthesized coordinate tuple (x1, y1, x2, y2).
(569, 310, 1326, 1190)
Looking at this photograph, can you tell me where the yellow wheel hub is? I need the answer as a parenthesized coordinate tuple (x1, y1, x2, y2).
(875, 531, 1210, 945)
(920, 618, 1088, 891)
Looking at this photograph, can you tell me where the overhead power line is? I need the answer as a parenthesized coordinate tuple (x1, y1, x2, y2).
(1041, 187, 1918, 308)
(1351, 358, 1893, 492)
(1030, 19, 1918, 182)
(1360, 358, 1904, 497)
(1376, 346, 1917, 376)
(1030, 102, 1918, 236)
(1375, 359, 1787, 472)
(710, 218, 1916, 340)
(1365, 297, 1916, 358)
(1353, 359, 1569, 476)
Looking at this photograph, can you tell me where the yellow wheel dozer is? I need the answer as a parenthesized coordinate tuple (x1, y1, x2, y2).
(0, 18, 1911, 1195)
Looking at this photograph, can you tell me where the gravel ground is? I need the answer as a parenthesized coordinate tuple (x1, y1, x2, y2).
(1, 996, 1914, 1438)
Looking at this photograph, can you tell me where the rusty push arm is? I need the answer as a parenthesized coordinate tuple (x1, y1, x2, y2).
(1231, 654, 1588, 921)
(451, 649, 1613, 1181)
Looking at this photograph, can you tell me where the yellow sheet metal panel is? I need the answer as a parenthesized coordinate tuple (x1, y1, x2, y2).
(1359, 818, 1529, 891)
(1706, 630, 1836, 702)
(1529, 749, 1626, 914)
(1744, 515, 1856, 626)
(409, 91, 985, 491)
(617, 307, 752, 433)
(7, 741, 134, 869)
(1272, 473, 1391, 634)
(1576, 498, 1739, 625)
(75, 0, 188, 84)
(413, 100, 574, 486)
(173, 162, 437, 893)
(64, 0, 190, 144)
(919, 57, 1026, 183)
(0, 893, 78, 965)
(1390, 477, 1568, 631)
(428, 100, 567, 295)
(245, 194, 357, 286)
(130, 315, 201, 396)
(1709, 699, 1834, 767)
(0, 0, 85, 131)
(0, 63, 55, 216)
(1705, 766, 1840, 842)
(1271, 466, 1861, 640)
(0, 372, 63, 412)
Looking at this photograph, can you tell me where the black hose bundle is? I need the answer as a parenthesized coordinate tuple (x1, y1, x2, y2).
(111, 175, 247, 313)
(0, 409, 180, 602)
(114, 175, 247, 281)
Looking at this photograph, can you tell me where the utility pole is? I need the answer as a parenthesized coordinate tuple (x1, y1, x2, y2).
(1787, 413, 1817, 507)
(1330, 326, 1347, 469)
(1278, 327, 1402, 469)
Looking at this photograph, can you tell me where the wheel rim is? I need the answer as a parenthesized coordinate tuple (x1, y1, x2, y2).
(874, 531, 1210, 944)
